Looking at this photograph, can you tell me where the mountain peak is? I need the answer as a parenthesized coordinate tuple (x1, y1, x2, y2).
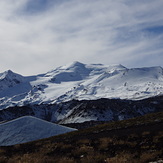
(0, 70, 14, 79)
(0, 70, 25, 91)
(61, 61, 85, 70)
(0, 70, 20, 78)
(5, 69, 13, 74)
(71, 61, 84, 66)
(0, 70, 24, 80)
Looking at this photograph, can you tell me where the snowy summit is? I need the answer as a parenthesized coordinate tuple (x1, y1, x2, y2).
(0, 61, 163, 109)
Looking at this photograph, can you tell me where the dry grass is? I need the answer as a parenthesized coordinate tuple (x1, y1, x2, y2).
(106, 152, 137, 163)
(0, 112, 163, 163)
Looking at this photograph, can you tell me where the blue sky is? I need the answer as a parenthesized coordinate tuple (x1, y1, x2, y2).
(0, 0, 163, 75)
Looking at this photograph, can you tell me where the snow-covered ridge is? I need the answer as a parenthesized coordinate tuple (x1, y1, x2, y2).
(0, 62, 163, 109)
(0, 70, 25, 91)
(0, 116, 77, 146)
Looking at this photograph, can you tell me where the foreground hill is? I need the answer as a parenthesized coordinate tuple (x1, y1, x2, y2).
(0, 62, 163, 110)
(0, 116, 76, 146)
(0, 112, 162, 163)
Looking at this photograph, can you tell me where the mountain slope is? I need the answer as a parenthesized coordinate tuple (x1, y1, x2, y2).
(0, 62, 163, 110)
(0, 112, 162, 163)
(0, 116, 76, 146)
(0, 95, 162, 124)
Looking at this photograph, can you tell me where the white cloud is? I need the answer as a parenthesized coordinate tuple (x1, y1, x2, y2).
(0, 0, 163, 75)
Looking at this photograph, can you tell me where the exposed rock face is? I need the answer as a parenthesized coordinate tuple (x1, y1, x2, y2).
(0, 95, 162, 124)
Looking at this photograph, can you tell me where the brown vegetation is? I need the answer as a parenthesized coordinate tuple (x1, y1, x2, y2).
(0, 112, 163, 163)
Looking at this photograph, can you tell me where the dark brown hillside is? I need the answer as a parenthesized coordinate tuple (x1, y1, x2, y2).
(0, 111, 163, 163)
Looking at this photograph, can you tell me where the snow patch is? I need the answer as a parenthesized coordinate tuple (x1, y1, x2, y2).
(0, 116, 77, 146)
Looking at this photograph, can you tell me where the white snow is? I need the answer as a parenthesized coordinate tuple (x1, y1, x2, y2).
(0, 62, 163, 109)
(0, 116, 77, 146)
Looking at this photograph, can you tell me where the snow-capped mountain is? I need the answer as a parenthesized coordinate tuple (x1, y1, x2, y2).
(0, 61, 163, 110)
(0, 62, 162, 125)
(0, 70, 24, 91)
(0, 116, 76, 146)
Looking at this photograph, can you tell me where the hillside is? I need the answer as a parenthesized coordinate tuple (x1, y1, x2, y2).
(57, 95, 163, 124)
(0, 112, 162, 163)
(0, 95, 163, 125)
